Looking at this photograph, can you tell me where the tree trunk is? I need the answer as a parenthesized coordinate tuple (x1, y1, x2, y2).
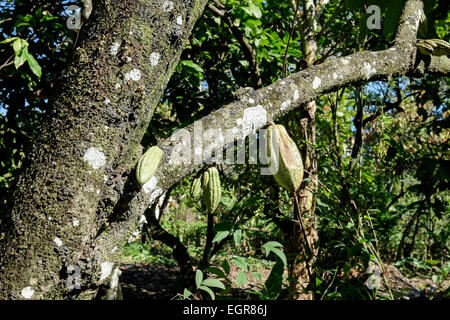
(286, 0, 319, 300)
(0, 0, 207, 299)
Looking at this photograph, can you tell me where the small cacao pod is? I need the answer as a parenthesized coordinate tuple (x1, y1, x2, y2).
(266, 124, 304, 193)
(202, 170, 209, 186)
(190, 176, 202, 199)
(203, 167, 221, 213)
(136, 146, 163, 185)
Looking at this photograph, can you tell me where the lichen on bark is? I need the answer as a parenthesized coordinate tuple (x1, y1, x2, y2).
(0, 0, 208, 299)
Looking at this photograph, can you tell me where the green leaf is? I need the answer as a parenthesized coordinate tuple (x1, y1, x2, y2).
(198, 286, 215, 300)
(242, 3, 262, 19)
(207, 267, 227, 279)
(242, 18, 262, 27)
(25, 50, 42, 78)
(0, 37, 18, 45)
(263, 241, 286, 264)
(181, 60, 204, 73)
(221, 260, 230, 275)
(233, 229, 242, 246)
(232, 256, 248, 272)
(12, 38, 25, 54)
(238, 60, 250, 67)
(263, 241, 283, 250)
(269, 247, 287, 266)
(212, 230, 229, 243)
(236, 271, 248, 285)
(195, 269, 203, 288)
(431, 275, 439, 284)
(220, 196, 235, 210)
(14, 50, 27, 69)
(263, 260, 284, 299)
(252, 272, 263, 283)
(202, 278, 225, 290)
(183, 288, 192, 299)
(316, 277, 322, 287)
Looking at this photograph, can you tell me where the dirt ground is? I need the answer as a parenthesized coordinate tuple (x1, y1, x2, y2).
(119, 262, 449, 300)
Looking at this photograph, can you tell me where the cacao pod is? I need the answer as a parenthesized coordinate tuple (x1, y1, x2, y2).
(202, 167, 221, 213)
(417, 38, 450, 56)
(136, 146, 163, 185)
(190, 176, 202, 199)
(266, 124, 304, 193)
(202, 170, 209, 186)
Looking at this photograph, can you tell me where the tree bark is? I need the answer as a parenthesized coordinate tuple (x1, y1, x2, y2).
(0, 0, 207, 299)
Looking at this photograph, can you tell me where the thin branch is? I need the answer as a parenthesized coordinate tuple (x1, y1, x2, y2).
(0, 55, 14, 70)
(349, 87, 364, 173)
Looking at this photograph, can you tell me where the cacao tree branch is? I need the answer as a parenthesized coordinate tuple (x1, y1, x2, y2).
(97, 1, 429, 266)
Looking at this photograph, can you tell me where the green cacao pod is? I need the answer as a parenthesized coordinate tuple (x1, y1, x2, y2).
(202, 167, 221, 213)
(136, 146, 163, 185)
(266, 124, 304, 193)
(202, 170, 209, 187)
(190, 176, 202, 199)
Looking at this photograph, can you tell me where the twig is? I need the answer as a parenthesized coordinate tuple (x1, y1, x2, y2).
(0, 55, 14, 70)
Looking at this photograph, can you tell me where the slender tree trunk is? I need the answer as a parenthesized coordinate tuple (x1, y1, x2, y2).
(286, 0, 319, 300)
(145, 208, 196, 289)
(396, 202, 423, 260)
(404, 209, 422, 258)
(201, 212, 215, 269)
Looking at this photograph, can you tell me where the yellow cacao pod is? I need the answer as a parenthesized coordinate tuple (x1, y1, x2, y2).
(202, 167, 221, 213)
(136, 146, 163, 185)
(190, 176, 202, 199)
(266, 124, 304, 193)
